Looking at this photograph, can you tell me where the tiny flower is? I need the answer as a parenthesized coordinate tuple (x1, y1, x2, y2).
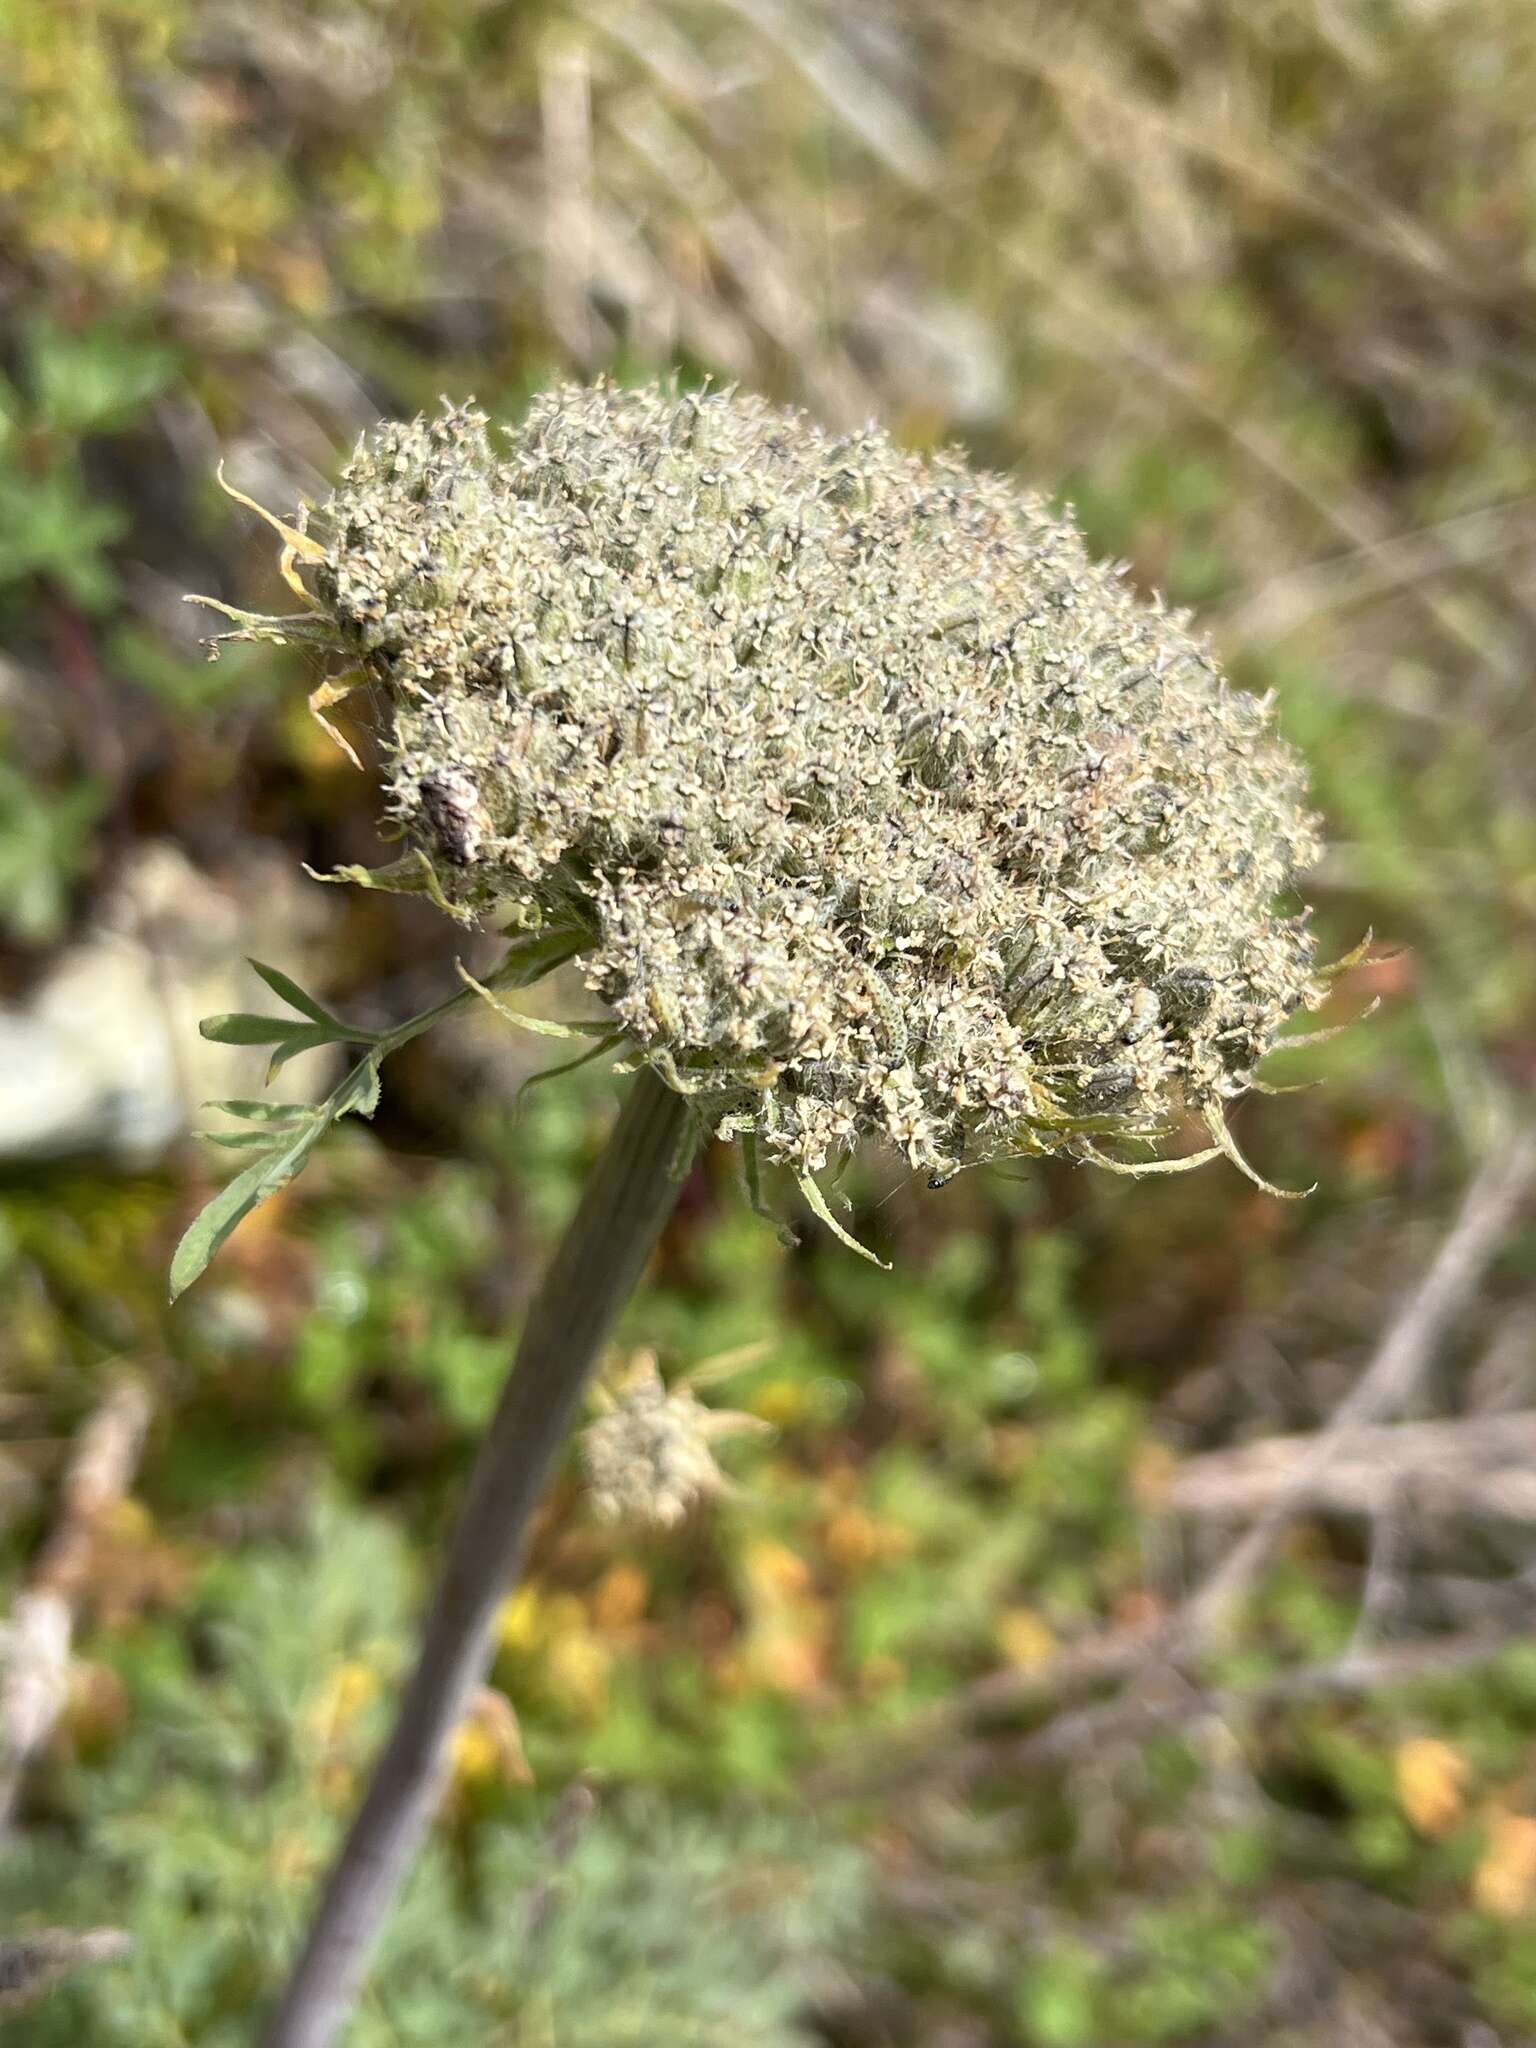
(580, 1350, 769, 1529)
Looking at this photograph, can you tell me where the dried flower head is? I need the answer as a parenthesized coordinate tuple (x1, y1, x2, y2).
(217, 381, 1326, 1198)
(580, 1351, 767, 1529)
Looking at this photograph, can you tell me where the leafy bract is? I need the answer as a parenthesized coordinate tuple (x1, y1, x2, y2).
(171, 931, 590, 1298)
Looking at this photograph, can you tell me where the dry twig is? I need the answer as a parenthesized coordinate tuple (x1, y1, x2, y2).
(830, 1132, 1535, 1799)
(0, 1377, 152, 1832)
(0, 1927, 131, 2012)
(1170, 1411, 1536, 1524)
(1187, 1129, 1536, 1639)
(966, 1626, 1528, 1785)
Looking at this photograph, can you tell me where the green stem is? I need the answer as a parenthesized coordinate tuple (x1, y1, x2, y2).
(260, 1065, 694, 2048)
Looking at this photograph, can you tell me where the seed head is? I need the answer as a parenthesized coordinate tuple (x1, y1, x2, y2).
(240, 382, 1326, 1187)
(580, 1352, 765, 1529)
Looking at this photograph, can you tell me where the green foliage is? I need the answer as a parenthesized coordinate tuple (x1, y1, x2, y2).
(0, 1502, 864, 2045)
(295, 1169, 505, 1434)
(0, 315, 182, 940)
(0, 318, 177, 615)
(1016, 1905, 1273, 2048)
(22, 316, 178, 439)
(1016, 1940, 1107, 2048)
(0, 760, 105, 946)
(172, 928, 586, 1296)
(0, 463, 124, 612)
(1113, 1902, 1274, 2042)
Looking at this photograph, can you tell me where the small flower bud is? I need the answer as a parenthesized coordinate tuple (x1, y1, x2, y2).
(580, 1352, 765, 1529)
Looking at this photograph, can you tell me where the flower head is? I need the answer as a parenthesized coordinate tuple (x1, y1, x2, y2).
(235, 381, 1325, 1188)
(580, 1351, 766, 1529)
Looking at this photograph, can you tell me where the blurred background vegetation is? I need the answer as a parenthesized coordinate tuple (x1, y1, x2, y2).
(2, 1, 1535, 2041)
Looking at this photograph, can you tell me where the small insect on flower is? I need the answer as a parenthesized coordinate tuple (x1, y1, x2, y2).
(416, 766, 488, 867)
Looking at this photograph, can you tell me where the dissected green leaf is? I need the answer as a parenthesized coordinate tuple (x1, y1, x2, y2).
(733, 1129, 796, 1246)
(1318, 927, 1375, 978)
(246, 959, 339, 1027)
(169, 1117, 327, 1299)
(513, 1030, 627, 1108)
(303, 849, 472, 923)
(170, 1048, 388, 1299)
(204, 1099, 319, 1124)
(1273, 996, 1381, 1050)
(266, 1023, 357, 1079)
(455, 958, 608, 1038)
(175, 929, 592, 1295)
(303, 854, 433, 897)
(485, 923, 589, 988)
(344, 1057, 384, 1120)
(183, 594, 334, 647)
(1079, 1143, 1225, 1178)
(1202, 1104, 1315, 1199)
(798, 1171, 890, 1268)
(199, 1012, 311, 1047)
(307, 670, 368, 770)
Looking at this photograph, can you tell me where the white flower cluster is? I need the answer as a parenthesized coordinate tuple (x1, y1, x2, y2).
(307, 381, 1323, 1183)
(580, 1355, 760, 1529)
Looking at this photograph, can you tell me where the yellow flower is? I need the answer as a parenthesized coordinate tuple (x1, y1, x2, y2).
(304, 1661, 379, 1748)
(448, 1688, 530, 1792)
(590, 1563, 650, 1632)
(497, 1586, 544, 1656)
(1394, 1737, 1468, 1839)
(996, 1607, 1058, 1670)
(1475, 1813, 1536, 1918)
(545, 1633, 612, 1722)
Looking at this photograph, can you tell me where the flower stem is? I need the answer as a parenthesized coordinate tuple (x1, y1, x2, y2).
(261, 1065, 694, 2048)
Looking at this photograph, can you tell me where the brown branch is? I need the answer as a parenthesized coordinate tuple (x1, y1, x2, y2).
(811, 1618, 1170, 1800)
(824, 1131, 1536, 1801)
(1170, 1411, 1536, 1523)
(965, 1627, 1527, 1785)
(0, 1377, 152, 1832)
(0, 1927, 132, 2012)
(1186, 1129, 1536, 1638)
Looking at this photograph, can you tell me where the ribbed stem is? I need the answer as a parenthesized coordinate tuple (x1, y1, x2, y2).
(261, 1066, 693, 2048)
